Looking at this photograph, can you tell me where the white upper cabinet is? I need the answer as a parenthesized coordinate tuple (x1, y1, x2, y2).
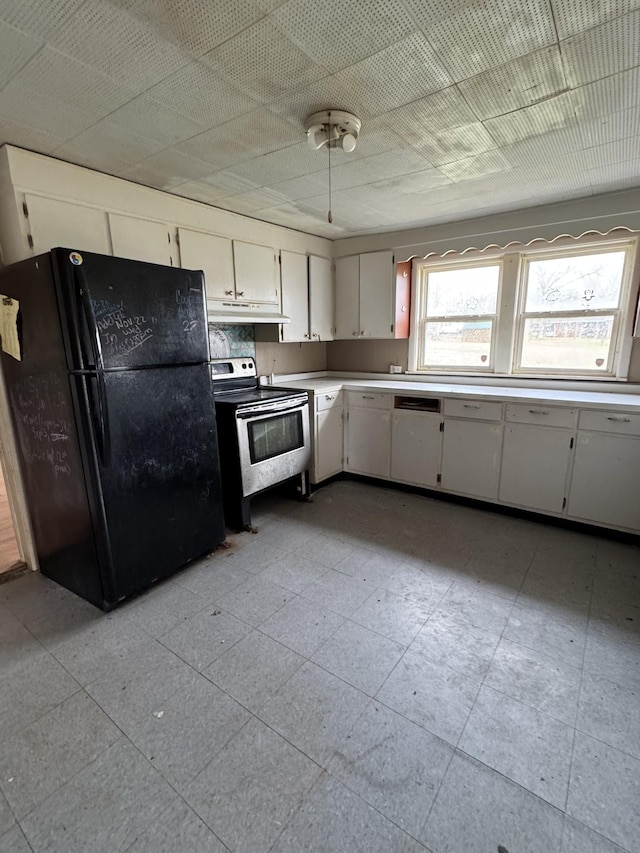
(25, 194, 110, 256)
(359, 250, 394, 338)
(335, 251, 394, 339)
(180, 232, 278, 305)
(309, 255, 334, 341)
(271, 253, 334, 343)
(280, 250, 310, 342)
(109, 214, 172, 266)
(335, 255, 360, 338)
(177, 228, 234, 301)
(233, 240, 278, 304)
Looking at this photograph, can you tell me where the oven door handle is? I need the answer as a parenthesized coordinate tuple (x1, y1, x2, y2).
(235, 398, 308, 419)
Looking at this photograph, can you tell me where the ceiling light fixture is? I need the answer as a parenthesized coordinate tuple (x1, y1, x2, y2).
(305, 109, 361, 224)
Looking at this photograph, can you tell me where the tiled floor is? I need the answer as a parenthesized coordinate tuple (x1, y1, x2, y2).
(1, 479, 639, 853)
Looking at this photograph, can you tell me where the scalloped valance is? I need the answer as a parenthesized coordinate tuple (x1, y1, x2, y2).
(403, 227, 637, 262)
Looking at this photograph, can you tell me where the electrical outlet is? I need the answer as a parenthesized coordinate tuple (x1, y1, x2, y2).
(389, 364, 403, 374)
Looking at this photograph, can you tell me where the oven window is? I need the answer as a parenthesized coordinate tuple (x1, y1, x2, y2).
(248, 410, 304, 464)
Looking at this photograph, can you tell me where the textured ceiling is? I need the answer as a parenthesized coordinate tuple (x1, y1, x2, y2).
(0, 0, 638, 238)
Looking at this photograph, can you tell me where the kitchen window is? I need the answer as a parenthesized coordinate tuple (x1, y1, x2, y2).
(413, 261, 501, 371)
(410, 237, 638, 379)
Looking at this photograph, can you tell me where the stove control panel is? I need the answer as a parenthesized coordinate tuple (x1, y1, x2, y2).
(210, 357, 257, 380)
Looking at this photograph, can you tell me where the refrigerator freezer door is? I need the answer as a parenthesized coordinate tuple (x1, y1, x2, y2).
(52, 248, 209, 371)
(78, 364, 225, 605)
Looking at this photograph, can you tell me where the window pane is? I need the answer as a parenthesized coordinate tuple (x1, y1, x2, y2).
(423, 321, 493, 367)
(426, 265, 500, 317)
(519, 316, 614, 371)
(524, 252, 625, 313)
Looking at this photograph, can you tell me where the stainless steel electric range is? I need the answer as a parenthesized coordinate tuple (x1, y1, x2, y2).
(211, 357, 311, 530)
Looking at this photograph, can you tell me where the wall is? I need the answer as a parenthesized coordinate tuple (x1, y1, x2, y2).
(332, 191, 640, 382)
(628, 340, 640, 381)
(255, 341, 327, 377)
(333, 187, 640, 260)
(327, 339, 408, 374)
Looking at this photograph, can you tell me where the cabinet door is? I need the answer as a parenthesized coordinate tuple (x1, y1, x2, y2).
(346, 407, 391, 478)
(335, 255, 359, 339)
(280, 251, 309, 342)
(309, 255, 334, 341)
(359, 250, 393, 339)
(568, 433, 640, 531)
(233, 240, 278, 304)
(391, 411, 442, 487)
(314, 406, 343, 483)
(500, 424, 572, 513)
(178, 228, 234, 301)
(109, 213, 172, 266)
(26, 194, 110, 256)
(441, 419, 502, 500)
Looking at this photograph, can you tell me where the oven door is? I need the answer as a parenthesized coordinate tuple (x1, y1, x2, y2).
(236, 397, 311, 497)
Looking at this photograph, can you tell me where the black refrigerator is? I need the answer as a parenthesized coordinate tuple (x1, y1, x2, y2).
(0, 248, 225, 610)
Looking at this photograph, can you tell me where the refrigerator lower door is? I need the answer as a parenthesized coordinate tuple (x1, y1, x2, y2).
(77, 364, 224, 606)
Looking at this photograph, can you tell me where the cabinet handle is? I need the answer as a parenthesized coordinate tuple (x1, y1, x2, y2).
(352, 331, 358, 336)
(360, 330, 365, 336)
(325, 394, 335, 401)
(237, 291, 244, 297)
(225, 289, 233, 296)
(362, 395, 375, 400)
(463, 404, 481, 409)
(528, 409, 550, 415)
(304, 333, 310, 339)
(607, 416, 631, 422)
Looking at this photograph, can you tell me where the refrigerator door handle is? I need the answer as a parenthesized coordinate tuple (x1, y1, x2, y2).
(75, 267, 105, 370)
(75, 270, 111, 466)
(96, 371, 111, 467)
(80, 372, 111, 468)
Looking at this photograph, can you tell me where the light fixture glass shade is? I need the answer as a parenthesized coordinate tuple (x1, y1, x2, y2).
(341, 133, 357, 153)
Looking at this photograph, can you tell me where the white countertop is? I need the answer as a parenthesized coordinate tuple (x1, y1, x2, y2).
(269, 373, 640, 411)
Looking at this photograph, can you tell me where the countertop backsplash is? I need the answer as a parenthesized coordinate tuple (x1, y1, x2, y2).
(255, 340, 327, 378)
(208, 324, 256, 360)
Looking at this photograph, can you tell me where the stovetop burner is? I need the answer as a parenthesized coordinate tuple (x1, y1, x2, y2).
(210, 357, 305, 408)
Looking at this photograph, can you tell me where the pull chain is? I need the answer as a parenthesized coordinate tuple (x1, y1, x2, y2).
(327, 112, 333, 224)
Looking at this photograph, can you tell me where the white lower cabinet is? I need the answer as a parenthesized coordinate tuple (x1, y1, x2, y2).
(346, 395, 392, 479)
(315, 406, 343, 483)
(305, 384, 639, 534)
(440, 419, 503, 500)
(500, 424, 573, 513)
(391, 410, 441, 487)
(568, 432, 640, 531)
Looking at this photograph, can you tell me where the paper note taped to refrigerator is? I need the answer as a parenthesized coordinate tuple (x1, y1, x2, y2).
(0, 294, 20, 361)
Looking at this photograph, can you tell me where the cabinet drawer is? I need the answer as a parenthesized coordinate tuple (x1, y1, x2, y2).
(506, 403, 577, 429)
(316, 390, 343, 412)
(578, 409, 640, 436)
(348, 392, 392, 410)
(444, 398, 502, 421)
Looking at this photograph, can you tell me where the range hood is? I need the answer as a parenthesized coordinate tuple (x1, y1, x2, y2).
(206, 299, 290, 324)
